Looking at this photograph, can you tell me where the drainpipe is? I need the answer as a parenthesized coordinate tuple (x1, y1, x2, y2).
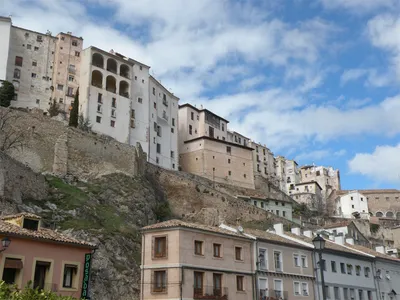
(254, 240, 258, 300)
(372, 261, 381, 300)
(312, 251, 322, 300)
(141, 233, 145, 300)
(180, 266, 184, 300)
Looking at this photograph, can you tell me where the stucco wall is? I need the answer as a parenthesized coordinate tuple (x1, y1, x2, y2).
(0, 18, 11, 81)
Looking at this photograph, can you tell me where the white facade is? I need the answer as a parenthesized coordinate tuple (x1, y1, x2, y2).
(375, 254, 400, 300)
(6, 26, 56, 110)
(148, 76, 179, 170)
(335, 191, 370, 219)
(227, 131, 250, 147)
(238, 196, 293, 220)
(0, 17, 11, 81)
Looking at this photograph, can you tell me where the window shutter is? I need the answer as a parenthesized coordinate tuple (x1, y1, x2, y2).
(165, 270, 168, 291)
(151, 237, 155, 259)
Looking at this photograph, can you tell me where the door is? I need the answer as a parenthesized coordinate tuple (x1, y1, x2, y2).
(33, 261, 50, 290)
(213, 273, 222, 296)
(194, 272, 203, 296)
(209, 126, 214, 138)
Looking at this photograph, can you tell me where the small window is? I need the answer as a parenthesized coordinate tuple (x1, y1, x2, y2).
(62, 264, 77, 288)
(194, 241, 203, 255)
(302, 283, 309, 296)
(142, 79, 145, 83)
(228, 171, 232, 176)
(152, 87, 155, 95)
(191, 112, 194, 120)
(112, 98, 116, 108)
(32, 61, 37, 67)
(36, 99, 40, 104)
(68, 75, 74, 82)
(172, 118, 175, 126)
(236, 276, 244, 291)
(347, 264, 353, 275)
(356, 265, 361, 276)
(154, 237, 167, 258)
(226, 146, 231, 154)
(96, 116, 101, 123)
(34, 46, 39, 51)
(235, 247, 242, 261)
(331, 261, 337, 273)
(59, 98, 63, 103)
(57, 84, 64, 91)
(154, 102, 156, 109)
(140, 66, 143, 71)
(294, 254, 300, 267)
(153, 270, 167, 293)
(364, 267, 370, 278)
(97, 104, 102, 113)
(340, 263, 345, 274)
(222, 123, 225, 131)
(171, 128, 174, 133)
(228, 159, 231, 164)
(157, 143, 161, 154)
(213, 243, 221, 258)
(111, 109, 116, 118)
(13, 69, 20, 79)
(31, 73, 37, 78)
(189, 125, 193, 135)
(170, 151, 174, 158)
(131, 109, 135, 119)
(72, 40, 78, 46)
(294, 282, 301, 295)
(98, 93, 102, 103)
(36, 35, 42, 42)
(75, 51, 80, 57)
(138, 97, 143, 103)
(27, 44, 31, 49)
(15, 56, 23, 66)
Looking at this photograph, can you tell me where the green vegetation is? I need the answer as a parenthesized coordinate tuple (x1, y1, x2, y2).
(69, 88, 79, 127)
(0, 81, 15, 107)
(0, 281, 77, 299)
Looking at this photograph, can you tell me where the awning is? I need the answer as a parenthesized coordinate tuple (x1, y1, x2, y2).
(4, 258, 23, 269)
(65, 264, 78, 269)
(36, 261, 51, 267)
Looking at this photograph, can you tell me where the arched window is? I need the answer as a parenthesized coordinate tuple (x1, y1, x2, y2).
(107, 58, 117, 74)
(376, 212, 383, 217)
(386, 211, 394, 218)
(120, 64, 130, 79)
(92, 53, 104, 68)
(91, 70, 103, 88)
(106, 75, 116, 93)
(13, 68, 20, 79)
(119, 80, 129, 98)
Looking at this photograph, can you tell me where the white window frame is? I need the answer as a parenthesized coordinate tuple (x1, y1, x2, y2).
(293, 281, 301, 296)
(302, 282, 309, 296)
(293, 254, 300, 267)
(258, 277, 269, 297)
(273, 279, 283, 298)
(258, 248, 268, 270)
(301, 255, 308, 268)
(273, 250, 283, 272)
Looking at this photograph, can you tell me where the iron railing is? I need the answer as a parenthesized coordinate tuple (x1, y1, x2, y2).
(193, 286, 228, 299)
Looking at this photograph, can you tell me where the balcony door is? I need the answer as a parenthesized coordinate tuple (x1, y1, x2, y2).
(213, 273, 222, 296)
(194, 272, 203, 296)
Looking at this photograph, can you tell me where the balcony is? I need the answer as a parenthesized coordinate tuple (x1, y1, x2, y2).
(194, 286, 228, 300)
(259, 290, 289, 300)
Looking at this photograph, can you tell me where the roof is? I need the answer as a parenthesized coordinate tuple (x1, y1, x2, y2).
(88, 46, 136, 66)
(323, 221, 352, 229)
(0, 218, 96, 249)
(142, 219, 253, 240)
(149, 75, 179, 100)
(0, 16, 11, 22)
(12, 26, 58, 40)
(348, 244, 400, 263)
(184, 136, 254, 151)
(58, 32, 83, 40)
(179, 103, 229, 123)
(236, 195, 293, 204)
(1, 212, 41, 221)
(228, 130, 251, 140)
(245, 228, 310, 249)
(337, 189, 400, 195)
(296, 181, 323, 190)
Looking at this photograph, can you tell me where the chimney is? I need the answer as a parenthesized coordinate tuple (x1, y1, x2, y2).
(335, 235, 344, 245)
(303, 230, 312, 238)
(291, 227, 301, 236)
(329, 234, 335, 241)
(346, 238, 354, 245)
(274, 223, 284, 235)
(375, 246, 385, 254)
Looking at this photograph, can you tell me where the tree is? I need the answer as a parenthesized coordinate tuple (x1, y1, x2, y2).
(0, 109, 25, 152)
(48, 98, 60, 117)
(0, 81, 15, 107)
(69, 88, 79, 127)
(78, 113, 92, 132)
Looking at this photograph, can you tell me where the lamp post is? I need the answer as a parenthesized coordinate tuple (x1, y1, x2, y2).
(313, 234, 326, 300)
(0, 237, 11, 252)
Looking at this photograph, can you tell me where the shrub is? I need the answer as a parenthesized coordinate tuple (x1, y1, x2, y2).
(0, 281, 79, 299)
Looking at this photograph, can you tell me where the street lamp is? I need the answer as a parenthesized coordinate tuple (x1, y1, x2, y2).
(0, 237, 11, 252)
(313, 234, 326, 300)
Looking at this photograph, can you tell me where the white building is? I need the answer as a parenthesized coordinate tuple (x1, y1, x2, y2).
(79, 46, 178, 170)
(335, 190, 370, 219)
(286, 159, 301, 192)
(0, 17, 12, 81)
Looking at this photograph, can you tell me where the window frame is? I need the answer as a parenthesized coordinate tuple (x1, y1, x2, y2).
(152, 269, 167, 293)
(236, 275, 244, 292)
(60, 261, 80, 291)
(235, 246, 243, 261)
(213, 243, 222, 258)
(194, 240, 204, 256)
(153, 235, 168, 259)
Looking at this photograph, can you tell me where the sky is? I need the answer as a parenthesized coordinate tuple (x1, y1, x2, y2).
(1, 0, 400, 190)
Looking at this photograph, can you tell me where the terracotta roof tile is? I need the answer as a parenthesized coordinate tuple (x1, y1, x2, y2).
(244, 228, 309, 248)
(338, 189, 400, 194)
(1, 213, 41, 220)
(347, 244, 400, 262)
(142, 219, 253, 239)
(0, 220, 96, 248)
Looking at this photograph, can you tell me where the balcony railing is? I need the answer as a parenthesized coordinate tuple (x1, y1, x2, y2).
(194, 286, 228, 299)
(259, 290, 288, 300)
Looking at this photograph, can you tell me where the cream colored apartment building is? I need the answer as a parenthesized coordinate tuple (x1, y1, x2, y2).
(250, 141, 277, 186)
(291, 181, 323, 210)
(178, 104, 255, 188)
(300, 165, 341, 199)
(141, 220, 254, 300)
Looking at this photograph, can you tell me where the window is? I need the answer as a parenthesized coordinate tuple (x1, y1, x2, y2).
(153, 270, 166, 293)
(355, 265, 361, 276)
(33, 261, 51, 290)
(31, 60, 38, 67)
(222, 123, 225, 131)
(110, 98, 116, 108)
(301, 255, 307, 267)
(13, 69, 20, 79)
(261, 202, 264, 208)
(364, 267, 370, 278)
(358, 290, 364, 300)
(194, 240, 203, 255)
(96, 116, 101, 123)
(282, 211, 286, 217)
(276, 210, 279, 216)
(67, 87, 74, 96)
(340, 263, 346, 274)
(171, 128, 174, 133)
(274, 280, 283, 298)
(294, 282, 301, 295)
(213, 274, 222, 296)
(62, 264, 77, 288)
(31, 73, 37, 78)
(154, 236, 167, 258)
(347, 264, 353, 275)
(227, 146, 231, 154)
(325, 286, 330, 299)
(331, 261, 337, 273)
(68, 75, 74, 82)
(334, 287, 340, 300)
(294, 254, 300, 267)
(59, 98, 63, 103)
(228, 171, 232, 176)
(343, 288, 349, 300)
(2, 258, 22, 285)
(36, 99, 40, 104)
(111, 109, 116, 118)
(189, 125, 192, 135)
(194, 272, 204, 296)
(213, 244, 221, 258)
(110, 120, 115, 127)
(156, 143, 161, 154)
(236, 276, 244, 291)
(322, 259, 326, 271)
(172, 118, 175, 126)
(57, 84, 64, 91)
(72, 40, 78, 46)
(157, 126, 162, 137)
(191, 112, 194, 120)
(235, 247, 243, 261)
(138, 97, 143, 103)
(258, 248, 267, 269)
(97, 104, 102, 113)
(75, 51, 80, 57)
(98, 93, 102, 103)
(152, 87, 155, 95)
(197, 115, 199, 120)
(302, 283, 309, 296)
(274, 251, 282, 271)
(228, 159, 231, 164)
(15, 56, 23, 67)
(352, 205, 355, 209)
(36, 35, 42, 42)
(140, 66, 143, 70)
(367, 291, 372, 300)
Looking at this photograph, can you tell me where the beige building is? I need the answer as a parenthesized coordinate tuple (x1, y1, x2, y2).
(275, 156, 287, 193)
(178, 104, 254, 188)
(249, 141, 277, 186)
(141, 220, 254, 300)
(51, 32, 83, 112)
(291, 181, 323, 210)
(300, 165, 341, 199)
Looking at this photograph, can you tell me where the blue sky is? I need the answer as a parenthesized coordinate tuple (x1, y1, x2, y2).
(2, 0, 400, 189)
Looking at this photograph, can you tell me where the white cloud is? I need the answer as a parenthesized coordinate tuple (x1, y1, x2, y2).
(320, 0, 397, 13)
(340, 68, 393, 87)
(348, 144, 400, 184)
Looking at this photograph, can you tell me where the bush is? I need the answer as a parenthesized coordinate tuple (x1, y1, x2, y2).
(0, 81, 15, 107)
(0, 281, 79, 299)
